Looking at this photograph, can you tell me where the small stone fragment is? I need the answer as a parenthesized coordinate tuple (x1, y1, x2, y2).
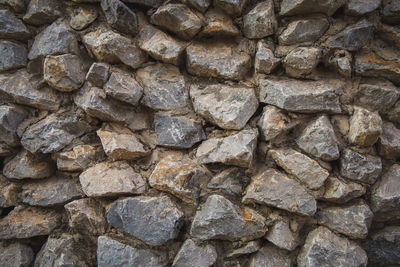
(70, 5, 98, 31)
(324, 49, 352, 77)
(207, 168, 245, 196)
(56, 145, 104, 172)
(214, 0, 246, 16)
(279, 17, 329, 45)
(0, 242, 34, 267)
(257, 106, 288, 141)
(243, 1, 276, 39)
(255, 41, 280, 74)
(249, 244, 293, 267)
(283, 47, 321, 78)
(200, 9, 239, 37)
(104, 69, 143, 106)
(0, 175, 18, 207)
(101, 0, 138, 35)
(383, 0, 400, 24)
(348, 106, 382, 147)
(378, 121, 400, 159)
(345, 0, 382, 16)
(379, 24, 400, 50)
(0, 105, 27, 147)
(23, 0, 61, 25)
(0, 9, 30, 40)
(327, 20, 374, 51)
(226, 240, 261, 258)
(0, 40, 27, 72)
(85, 62, 110, 87)
(322, 177, 366, 203)
(280, 0, 346, 16)
(172, 239, 217, 267)
(364, 226, 400, 266)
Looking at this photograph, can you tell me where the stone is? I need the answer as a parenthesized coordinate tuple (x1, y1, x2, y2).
(0, 40, 27, 72)
(379, 24, 400, 50)
(122, 0, 164, 7)
(382, 0, 400, 24)
(107, 195, 184, 246)
(101, 0, 138, 35)
(257, 106, 288, 141)
(207, 168, 245, 196)
(214, 0, 246, 16)
(258, 77, 342, 113)
(200, 9, 239, 37)
(269, 148, 329, 190)
(65, 198, 107, 235)
(0, 242, 34, 267)
(23, 0, 62, 25)
(70, 6, 98, 31)
(186, 42, 251, 80)
(21, 111, 91, 154)
(172, 239, 217, 267)
(296, 115, 340, 161)
(322, 177, 366, 203)
(283, 47, 321, 78)
(267, 219, 300, 251)
(255, 41, 280, 74)
(56, 144, 104, 171)
(0, 105, 27, 147)
(0, 175, 18, 207)
(190, 82, 258, 130)
(3, 150, 54, 179)
(181, 0, 210, 12)
(138, 25, 186, 66)
(0, 9, 30, 40)
(83, 28, 147, 69)
(387, 100, 400, 123)
(243, 169, 317, 216)
(196, 128, 258, 168)
(104, 69, 143, 106)
(378, 122, 400, 159)
(324, 49, 352, 77)
(0, 0, 26, 13)
(190, 194, 267, 241)
(243, 1, 277, 39)
(136, 63, 189, 111)
(0, 142, 13, 157)
(226, 240, 261, 258)
(0, 206, 62, 239)
(97, 236, 168, 267)
(151, 4, 203, 40)
(345, 0, 382, 16)
(249, 244, 293, 267)
(297, 226, 368, 267)
(317, 201, 374, 239)
(339, 148, 382, 184)
(279, 17, 329, 45)
(79, 161, 147, 197)
(44, 54, 87, 92)
(280, 0, 346, 16)
(371, 164, 400, 221)
(86, 62, 110, 87)
(348, 106, 382, 147)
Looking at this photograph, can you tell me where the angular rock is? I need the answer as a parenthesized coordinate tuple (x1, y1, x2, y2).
(257, 106, 288, 141)
(283, 47, 321, 78)
(190, 83, 258, 130)
(56, 144, 104, 171)
(86, 62, 110, 87)
(181, 0, 210, 12)
(226, 240, 261, 258)
(0, 242, 34, 267)
(339, 148, 382, 184)
(0, 175, 18, 208)
(279, 17, 329, 45)
(196, 128, 258, 168)
(0, 105, 27, 147)
(207, 168, 245, 196)
(322, 177, 366, 203)
(79, 161, 146, 197)
(383, 0, 400, 24)
(0, 0, 26, 13)
(378, 121, 400, 159)
(255, 41, 280, 74)
(348, 106, 382, 147)
(280, 0, 346, 16)
(297, 226, 368, 267)
(0, 40, 27, 72)
(0, 206, 62, 239)
(69, 5, 98, 31)
(214, 0, 246, 16)
(243, 169, 317, 216)
(267, 219, 300, 251)
(379, 24, 400, 50)
(249, 244, 293, 267)
(296, 115, 340, 161)
(200, 9, 239, 37)
(0, 9, 30, 40)
(104, 69, 143, 106)
(101, 0, 138, 35)
(172, 239, 217, 267)
(243, 1, 276, 39)
(258, 77, 342, 113)
(345, 0, 382, 16)
(324, 49, 352, 77)
(23, 0, 62, 25)
(190, 194, 267, 241)
(107, 195, 184, 246)
(327, 20, 374, 51)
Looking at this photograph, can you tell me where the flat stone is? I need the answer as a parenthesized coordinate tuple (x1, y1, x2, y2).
(0, 105, 27, 147)
(280, 0, 346, 16)
(255, 41, 280, 74)
(345, 0, 382, 16)
(200, 9, 239, 37)
(79, 161, 147, 197)
(243, 168, 317, 216)
(0, 175, 18, 207)
(190, 82, 258, 130)
(283, 47, 321, 78)
(136, 63, 189, 111)
(383, 0, 400, 24)
(180, 0, 210, 12)
(243, 1, 276, 39)
(324, 49, 352, 77)
(258, 77, 342, 113)
(69, 5, 98, 31)
(23, 0, 61, 25)
(249, 244, 293, 267)
(86, 62, 110, 87)
(279, 17, 329, 45)
(339, 148, 382, 184)
(257, 106, 288, 141)
(0, 242, 34, 267)
(348, 106, 382, 147)
(226, 240, 261, 258)
(56, 144, 104, 171)
(104, 69, 143, 106)
(265, 218, 300, 251)
(190, 194, 267, 241)
(196, 128, 258, 168)
(327, 20, 374, 51)
(0, 0, 26, 13)
(214, 0, 246, 16)
(0, 9, 30, 40)
(322, 177, 366, 203)
(101, 0, 138, 35)
(0, 206, 62, 239)
(297, 226, 368, 267)
(207, 168, 245, 196)
(0, 40, 27, 72)
(172, 239, 217, 267)
(296, 115, 340, 161)
(186, 42, 251, 80)
(107, 195, 184, 246)
(378, 121, 400, 159)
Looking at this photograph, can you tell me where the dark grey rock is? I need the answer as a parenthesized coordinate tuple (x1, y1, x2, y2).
(265, 218, 300, 251)
(249, 244, 293, 267)
(364, 226, 400, 266)
(0, 0, 26, 13)
(255, 41, 280, 74)
(104, 69, 143, 106)
(0, 9, 30, 40)
(85, 62, 110, 87)
(0, 242, 34, 267)
(243, 1, 276, 39)
(322, 177, 366, 203)
(180, 0, 210, 12)
(214, 0, 246, 16)
(207, 168, 245, 196)
(69, 5, 98, 31)
(172, 239, 217, 267)
(280, 0, 346, 16)
(345, 0, 382, 16)
(0, 40, 27, 72)
(383, 0, 400, 24)
(23, 0, 62, 25)
(0, 105, 27, 147)
(101, 0, 138, 35)
(378, 121, 400, 159)
(279, 17, 329, 45)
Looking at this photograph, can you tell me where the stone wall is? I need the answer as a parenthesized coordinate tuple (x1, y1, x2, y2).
(0, 0, 400, 266)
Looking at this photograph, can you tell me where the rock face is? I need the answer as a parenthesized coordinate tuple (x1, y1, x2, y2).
(0, 242, 34, 267)
(345, 0, 382, 16)
(0, 40, 27, 72)
(249, 244, 293, 267)
(279, 17, 329, 45)
(364, 226, 400, 266)
(23, 0, 61, 25)
(207, 168, 245, 196)
(0, 175, 19, 207)
(265, 218, 300, 251)
(243, 1, 277, 39)
(327, 20, 374, 51)
(348, 107, 382, 147)
(0, 105, 27, 147)
(200, 9, 239, 37)
(56, 144, 104, 171)
(378, 121, 400, 159)
(86, 62, 109, 87)
(104, 69, 143, 106)
(107, 195, 184, 246)
(257, 106, 288, 141)
(101, 0, 138, 35)
(172, 239, 217, 267)
(69, 5, 98, 31)
(383, 0, 400, 24)
(0, 9, 30, 40)
(322, 177, 366, 203)
(283, 47, 321, 78)
(255, 41, 280, 74)
(280, 0, 346, 16)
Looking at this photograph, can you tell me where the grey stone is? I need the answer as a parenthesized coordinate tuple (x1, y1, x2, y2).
(378, 121, 400, 159)
(23, 0, 62, 25)
(214, 0, 246, 16)
(104, 69, 143, 106)
(172, 239, 217, 267)
(190, 194, 267, 241)
(180, 0, 210, 12)
(297, 226, 368, 267)
(0, 105, 27, 147)
(243, 1, 276, 39)
(283, 47, 321, 78)
(79, 161, 147, 197)
(383, 0, 400, 24)
(107, 195, 184, 246)
(56, 145, 104, 172)
(280, 0, 346, 16)
(0, 242, 34, 267)
(327, 20, 374, 51)
(255, 41, 280, 74)
(243, 168, 317, 216)
(324, 49, 352, 77)
(226, 240, 261, 258)
(379, 24, 400, 50)
(0, 9, 30, 40)
(207, 168, 245, 196)
(69, 5, 98, 31)
(122, 0, 164, 7)
(322, 177, 366, 203)
(279, 17, 329, 45)
(257, 106, 289, 141)
(0, 40, 27, 72)
(190, 82, 258, 130)
(0, 0, 26, 13)
(348, 106, 382, 147)
(101, 0, 138, 35)
(266, 218, 300, 251)
(200, 9, 239, 37)
(85, 62, 110, 87)
(249, 244, 293, 267)
(387, 99, 400, 123)
(345, 0, 382, 16)
(296, 115, 340, 161)
(339, 148, 382, 184)
(0, 175, 18, 207)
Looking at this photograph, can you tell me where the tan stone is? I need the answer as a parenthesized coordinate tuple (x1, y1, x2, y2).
(348, 106, 382, 147)
(56, 144, 104, 172)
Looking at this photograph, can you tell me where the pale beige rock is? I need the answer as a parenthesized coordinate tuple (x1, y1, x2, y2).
(255, 41, 280, 74)
(348, 106, 382, 147)
(257, 106, 289, 141)
(283, 47, 321, 78)
(249, 244, 293, 267)
(200, 9, 239, 37)
(243, 1, 277, 39)
(279, 17, 329, 45)
(56, 145, 104, 172)
(69, 6, 98, 31)
(322, 177, 366, 203)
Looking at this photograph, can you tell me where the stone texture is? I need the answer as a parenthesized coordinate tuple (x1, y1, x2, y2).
(56, 144, 104, 171)
(172, 239, 217, 267)
(255, 41, 280, 74)
(0, 9, 30, 40)
(207, 168, 245, 196)
(85, 62, 110, 87)
(348, 106, 382, 147)
(190, 194, 267, 241)
(23, 0, 61, 25)
(104, 69, 143, 106)
(0, 40, 27, 72)
(181, 0, 210, 12)
(382, 0, 400, 24)
(379, 23, 400, 50)
(265, 219, 300, 251)
(249, 245, 293, 267)
(283, 47, 321, 78)
(190, 82, 258, 130)
(257, 106, 288, 141)
(123, 0, 164, 7)
(378, 121, 400, 159)
(324, 49, 352, 77)
(322, 177, 366, 203)
(243, 1, 277, 39)
(79, 161, 147, 197)
(280, 0, 346, 16)
(101, 0, 138, 35)
(279, 17, 329, 45)
(0, 175, 18, 207)
(0, 0, 26, 13)
(0, 242, 34, 267)
(327, 20, 374, 51)
(243, 168, 317, 216)
(345, 0, 382, 16)
(0, 105, 27, 147)
(200, 9, 239, 37)
(214, 0, 246, 16)
(364, 226, 400, 266)
(226, 240, 261, 258)
(69, 5, 98, 31)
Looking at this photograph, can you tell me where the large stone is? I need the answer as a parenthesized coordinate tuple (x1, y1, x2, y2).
(255, 41, 280, 74)
(0, 40, 27, 72)
(200, 9, 239, 37)
(190, 194, 267, 241)
(327, 20, 374, 51)
(382, 0, 400, 24)
(324, 49, 353, 77)
(196, 128, 258, 168)
(0, 242, 34, 267)
(207, 168, 245, 196)
(279, 17, 329, 45)
(0, 9, 30, 40)
(79, 161, 147, 197)
(297, 226, 368, 267)
(265, 218, 300, 251)
(85, 62, 110, 87)
(107, 195, 184, 246)
(322, 177, 366, 203)
(296, 115, 340, 161)
(378, 121, 400, 159)
(101, 0, 138, 35)
(280, 0, 346, 16)
(249, 244, 293, 267)
(257, 106, 289, 141)
(69, 5, 98, 31)
(339, 148, 382, 184)
(56, 144, 104, 172)
(0, 105, 27, 147)
(186, 42, 251, 80)
(348, 106, 382, 147)
(0, 206, 62, 239)
(243, 168, 317, 216)
(243, 1, 277, 39)
(345, 0, 382, 16)
(227, 240, 261, 258)
(104, 69, 143, 106)
(258, 77, 342, 113)
(172, 239, 217, 267)
(23, 0, 61, 25)
(0, 175, 18, 207)
(283, 47, 321, 78)
(214, 0, 246, 16)
(190, 82, 258, 130)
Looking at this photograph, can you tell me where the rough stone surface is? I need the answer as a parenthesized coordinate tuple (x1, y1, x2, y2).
(345, 0, 382, 16)
(0, 175, 19, 207)
(383, 0, 400, 24)
(104, 69, 143, 106)
(257, 106, 288, 141)
(279, 17, 329, 45)
(283, 47, 321, 78)
(214, 0, 246, 16)
(226, 240, 261, 258)
(0, 105, 27, 147)
(0, 9, 30, 40)
(69, 5, 98, 31)
(325, 49, 353, 77)
(378, 121, 400, 159)
(249, 244, 293, 267)
(243, 1, 277, 39)
(0, 0, 26, 13)
(255, 41, 280, 74)
(0, 242, 34, 267)
(0, 40, 27, 72)
(322, 177, 366, 203)
(56, 144, 104, 171)
(348, 106, 382, 147)
(172, 239, 217, 267)
(327, 20, 374, 51)
(200, 9, 239, 37)
(23, 0, 61, 25)
(265, 219, 300, 251)
(101, 0, 138, 35)
(207, 168, 245, 196)
(181, 0, 210, 12)
(280, 0, 346, 16)
(85, 62, 110, 87)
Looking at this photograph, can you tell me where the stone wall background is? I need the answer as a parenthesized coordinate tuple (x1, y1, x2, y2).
(0, 0, 400, 266)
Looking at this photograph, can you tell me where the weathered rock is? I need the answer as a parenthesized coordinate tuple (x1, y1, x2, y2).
(249, 244, 293, 267)
(190, 194, 267, 241)
(122, 0, 164, 7)
(382, 0, 400, 24)
(339, 148, 382, 184)
(379, 24, 400, 50)
(257, 106, 288, 141)
(186, 42, 251, 80)
(226, 240, 261, 258)
(283, 47, 321, 78)
(387, 99, 400, 123)
(0, 9, 30, 40)
(200, 9, 239, 37)
(255, 41, 280, 74)
(107, 195, 184, 246)
(297, 226, 368, 267)
(180, 0, 210, 12)
(322, 177, 366, 203)
(0, 40, 27, 72)
(23, 0, 61, 25)
(0, 206, 62, 239)
(0, 242, 34, 267)
(85, 62, 110, 87)
(243, 1, 277, 39)
(0, 0, 26, 13)
(172, 239, 217, 267)
(0, 142, 13, 157)
(327, 20, 374, 51)
(207, 168, 245, 196)
(280, 0, 346, 16)
(70, 5, 98, 31)
(345, 0, 382, 16)
(348, 106, 382, 147)
(243, 169, 317, 216)
(279, 17, 329, 45)
(0, 105, 27, 147)
(101, 0, 138, 35)
(56, 144, 104, 171)
(378, 122, 400, 159)
(265, 218, 300, 251)
(104, 69, 143, 106)
(190, 82, 258, 130)
(324, 49, 352, 77)
(196, 128, 258, 168)
(214, 0, 246, 16)
(79, 161, 146, 197)
(258, 77, 342, 113)
(0, 175, 18, 207)
(296, 115, 340, 161)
